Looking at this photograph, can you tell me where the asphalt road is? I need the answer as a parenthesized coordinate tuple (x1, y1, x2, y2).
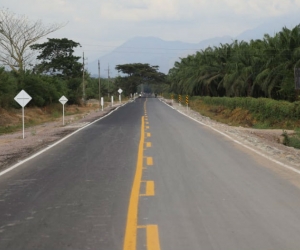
(1, 97, 300, 250)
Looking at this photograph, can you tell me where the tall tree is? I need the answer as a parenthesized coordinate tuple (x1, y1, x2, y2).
(115, 63, 166, 95)
(0, 8, 65, 74)
(30, 38, 82, 79)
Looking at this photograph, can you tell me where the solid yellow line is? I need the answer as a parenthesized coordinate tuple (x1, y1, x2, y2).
(147, 157, 153, 166)
(123, 116, 145, 250)
(146, 225, 161, 250)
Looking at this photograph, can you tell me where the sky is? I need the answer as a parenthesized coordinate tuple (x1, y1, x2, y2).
(1, 0, 300, 63)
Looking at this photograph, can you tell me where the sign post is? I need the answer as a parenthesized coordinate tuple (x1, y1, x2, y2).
(59, 96, 68, 126)
(118, 88, 123, 104)
(101, 97, 104, 111)
(14, 90, 32, 139)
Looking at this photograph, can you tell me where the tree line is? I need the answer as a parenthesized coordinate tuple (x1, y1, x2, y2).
(168, 25, 300, 102)
(0, 9, 118, 108)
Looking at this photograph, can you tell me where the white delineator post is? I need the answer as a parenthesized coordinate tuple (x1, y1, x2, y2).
(59, 96, 68, 126)
(14, 90, 32, 139)
(111, 96, 114, 107)
(101, 97, 104, 111)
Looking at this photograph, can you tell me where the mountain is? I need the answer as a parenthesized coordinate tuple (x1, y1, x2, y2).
(88, 17, 300, 77)
(88, 36, 233, 77)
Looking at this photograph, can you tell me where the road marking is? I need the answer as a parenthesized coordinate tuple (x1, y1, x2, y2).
(146, 132, 151, 138)
(146, 225, 161, 250)
(146, 142, 152, 148)
(146, 126, 150, 130)
(146, 157, 153, 166)
(123, 116, 144, 250)
(140, 181, 155, 196)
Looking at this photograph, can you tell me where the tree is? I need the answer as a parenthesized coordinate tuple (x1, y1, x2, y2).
(30, 38, 82, 79)
(0, 8, 65, 74)
(115, 63, 166, 95)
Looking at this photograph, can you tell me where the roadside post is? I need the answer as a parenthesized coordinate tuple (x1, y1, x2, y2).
(14, 90, 32, 139)
(101, 97, 104, 111)
(186, 95, 189, 112)
(111, 96, 114, 107)
(179, 95, 182, 106)
(118, 88, 123, 104)
(59, 96, 68, 126)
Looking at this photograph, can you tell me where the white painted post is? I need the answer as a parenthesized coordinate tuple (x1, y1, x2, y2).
(101, 97, 104, 111)
(111, 96, 114, 106)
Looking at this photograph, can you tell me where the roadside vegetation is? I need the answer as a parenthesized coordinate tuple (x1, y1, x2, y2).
(168, 25, 300, 102)
(166, 24, 300, 149)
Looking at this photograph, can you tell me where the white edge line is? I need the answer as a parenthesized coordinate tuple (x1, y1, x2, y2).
(0, 104, 126, 177)
(161, 100, 300, 175)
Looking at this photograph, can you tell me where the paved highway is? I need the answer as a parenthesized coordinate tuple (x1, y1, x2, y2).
(1, 97, 300, 250)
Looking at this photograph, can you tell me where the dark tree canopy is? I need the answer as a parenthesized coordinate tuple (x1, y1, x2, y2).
(115, 63, 166, 95)
(30, 38, 82, 79)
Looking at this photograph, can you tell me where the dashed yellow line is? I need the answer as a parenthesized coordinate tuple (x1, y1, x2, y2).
(140, 181, 155, 196)
(146, 157, 153, 166)
(146, 225, 161, 250)
(146, 142, 152, 148)
(146, 132, 151, 138)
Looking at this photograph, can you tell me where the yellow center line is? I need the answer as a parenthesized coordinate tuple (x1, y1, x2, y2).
(140, 181, 155, 196)
(146, 157, 153, 166)
(123, 116, 145, 250)
(146, 225, 161, 250)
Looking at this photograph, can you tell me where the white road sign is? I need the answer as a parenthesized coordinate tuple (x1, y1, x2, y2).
(59, 96, 68, 105)
(14, 90, 32, 139)
(118, 88, 123, 94)
(59, 96, 68, 126)
(14, 90, 32, 107)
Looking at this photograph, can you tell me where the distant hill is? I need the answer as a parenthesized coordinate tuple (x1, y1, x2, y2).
(88, 36, 233, 77)
(88, 17, 300, 77)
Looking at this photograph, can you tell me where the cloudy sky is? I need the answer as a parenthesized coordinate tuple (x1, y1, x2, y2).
(1, 0, 300, 62)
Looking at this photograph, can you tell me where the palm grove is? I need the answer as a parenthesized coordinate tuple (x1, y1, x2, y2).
(169, 25, 300, 102)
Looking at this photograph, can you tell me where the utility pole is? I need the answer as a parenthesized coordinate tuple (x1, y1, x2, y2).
(105, 64, 110, 98)
(98, 60, 101, 110)
(82, 52, 85, 104)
